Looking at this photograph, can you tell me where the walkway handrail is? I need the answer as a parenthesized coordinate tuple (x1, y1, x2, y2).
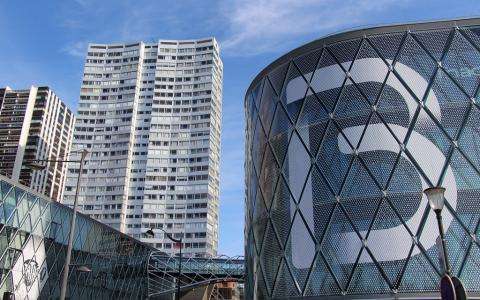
(147, 252, 244, 297)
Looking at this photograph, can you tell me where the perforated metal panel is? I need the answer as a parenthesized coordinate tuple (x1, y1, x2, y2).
(0, 176, 245, 299)
(0, 176, 150, 299)
(245, 19, 480, 299)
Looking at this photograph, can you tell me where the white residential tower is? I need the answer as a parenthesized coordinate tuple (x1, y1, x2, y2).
(64, 38, 222, 257)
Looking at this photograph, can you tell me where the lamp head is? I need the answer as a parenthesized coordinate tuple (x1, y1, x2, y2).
(145, 229, 155, 238)
(76, 265, 92, 273)
(423, 186, 446, 213)
(24, 162, 47, 171)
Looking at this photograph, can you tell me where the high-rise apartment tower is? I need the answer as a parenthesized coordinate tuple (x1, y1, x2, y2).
(64, 38, 222, 257)
(0, 86, 75, 201)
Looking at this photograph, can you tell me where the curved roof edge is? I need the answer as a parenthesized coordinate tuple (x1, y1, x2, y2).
(246, 17, 480, 96)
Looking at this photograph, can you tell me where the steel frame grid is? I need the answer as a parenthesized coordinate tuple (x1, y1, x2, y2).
(0, 175, 152, 299)
(0, 175, 245, 299)
(146, 252, 244, 297)
(245, 19, 480, 299)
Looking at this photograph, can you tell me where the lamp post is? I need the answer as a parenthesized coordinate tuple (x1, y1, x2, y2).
(145, 228, 182, 300)
(26, 149, 89, 300)
(424, 187, 467, 300)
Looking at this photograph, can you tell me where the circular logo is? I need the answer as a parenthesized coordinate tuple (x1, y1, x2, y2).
(23, 259, 39, 287)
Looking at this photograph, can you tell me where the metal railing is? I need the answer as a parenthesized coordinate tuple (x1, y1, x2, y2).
(147, 252, 244, 297)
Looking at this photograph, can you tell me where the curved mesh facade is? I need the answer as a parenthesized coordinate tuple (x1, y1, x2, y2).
(245, 19, 480, 299)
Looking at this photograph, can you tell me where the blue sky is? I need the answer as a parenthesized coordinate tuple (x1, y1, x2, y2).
(1, 0, 479, 256)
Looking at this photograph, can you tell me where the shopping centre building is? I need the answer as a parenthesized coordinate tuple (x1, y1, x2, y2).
(0, 175, 243, 299)
(0, 175, 150, 299)
(245, 18, 480, 299)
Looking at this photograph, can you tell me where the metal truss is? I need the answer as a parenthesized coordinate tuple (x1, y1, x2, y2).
(147, 252, 244, 297)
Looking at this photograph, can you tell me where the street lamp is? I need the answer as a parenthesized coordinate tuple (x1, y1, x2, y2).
(424, 187, 446, 213)
(25, 149, 89, 300)
(145, 228, 155, 238)
(24, 161, 49, 171)
(147, 228, 183, 300)
(424, 187, 467, 300)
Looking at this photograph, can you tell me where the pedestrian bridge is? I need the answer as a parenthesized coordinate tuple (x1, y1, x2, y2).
(147, 252, 244, 297)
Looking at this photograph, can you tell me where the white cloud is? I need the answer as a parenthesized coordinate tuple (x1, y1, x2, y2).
(220, 0, 409, 56)
(61, 41, 88, 57)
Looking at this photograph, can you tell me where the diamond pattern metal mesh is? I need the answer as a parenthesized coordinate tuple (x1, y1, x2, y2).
(0, 175, 244, 299)
(245, 21, 480, 299)
(0, 175, 150, 299)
